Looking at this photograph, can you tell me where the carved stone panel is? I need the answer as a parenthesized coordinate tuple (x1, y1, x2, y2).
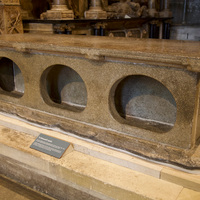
(0, 1, 23, 34)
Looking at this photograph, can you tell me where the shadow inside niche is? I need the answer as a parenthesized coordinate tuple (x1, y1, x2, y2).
(114, 75, 177, 133)
(45, 65, 87, 112)
(0, 57, 24, 97)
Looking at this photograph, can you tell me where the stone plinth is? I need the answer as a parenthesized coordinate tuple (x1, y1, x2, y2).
(0, 34, 200, 168)
(40, 0, 74, 20)
(0, 0, 23, 34)
(85, 0, 107, 19)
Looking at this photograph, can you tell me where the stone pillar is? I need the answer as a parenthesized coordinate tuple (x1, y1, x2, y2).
(20, 0, 33, 19)
(159, 0, 172, 18)
(0, 0, 23, 34)
(40, 0, 74, 20)
(52, 0, 67, 10)
(85, 0, 107, 19)
(164, 0, 169, 10)
(148, 0, 157, 17)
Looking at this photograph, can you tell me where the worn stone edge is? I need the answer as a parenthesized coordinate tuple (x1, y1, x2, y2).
(0, 101, 199, 169)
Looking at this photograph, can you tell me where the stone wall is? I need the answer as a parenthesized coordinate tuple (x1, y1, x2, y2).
(171, 25, 200, 41)
(170, 0, 200, 25)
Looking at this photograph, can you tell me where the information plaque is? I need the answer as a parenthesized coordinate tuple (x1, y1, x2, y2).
(30, 134, 71, 158)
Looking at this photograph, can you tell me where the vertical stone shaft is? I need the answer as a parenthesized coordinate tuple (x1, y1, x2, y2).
(89, 0, 102, 10)
(91, 0, 101, 7)
(148, 0, 156, 9)
(164, 0, 170, 10)
(159, 0, 172, 18)
(148, 0, 157, 17)
(53, 0, 67, 5)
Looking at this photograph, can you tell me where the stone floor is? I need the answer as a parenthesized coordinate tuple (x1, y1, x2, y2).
(0, 175, 54, 200)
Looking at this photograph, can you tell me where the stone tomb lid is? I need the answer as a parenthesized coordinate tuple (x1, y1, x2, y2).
(0, 34, 199, 71)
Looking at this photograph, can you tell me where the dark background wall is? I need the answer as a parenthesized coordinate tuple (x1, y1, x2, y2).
(170, 0, 200, 41)
(170, 0, 200, 25)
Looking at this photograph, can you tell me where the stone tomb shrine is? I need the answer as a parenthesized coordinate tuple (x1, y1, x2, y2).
(0, 34, 200, 168)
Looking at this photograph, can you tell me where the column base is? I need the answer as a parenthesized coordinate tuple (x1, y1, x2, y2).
(41, 9, 74, 20)
(84, 10, 107, 19)
(159, 9, 172, 18)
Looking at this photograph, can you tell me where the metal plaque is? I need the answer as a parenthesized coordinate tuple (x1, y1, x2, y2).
(30, 134, 70, 158)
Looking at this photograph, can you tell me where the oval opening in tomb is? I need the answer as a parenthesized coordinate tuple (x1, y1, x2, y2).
(42, 65, 87, 112)
(0, 57, 25, 97)
(112, 75, 177, 133)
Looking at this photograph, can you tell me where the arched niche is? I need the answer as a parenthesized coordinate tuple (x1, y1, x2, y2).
(0, 57, 24, 97)
(111, 75, 177, 133)
(41, 64, 87, 112)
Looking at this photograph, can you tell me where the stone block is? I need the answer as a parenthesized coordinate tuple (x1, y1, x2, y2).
(161, 168, 200, 192)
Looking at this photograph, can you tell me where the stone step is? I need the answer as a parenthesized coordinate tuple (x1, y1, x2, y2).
(0, 113, 200, 200)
